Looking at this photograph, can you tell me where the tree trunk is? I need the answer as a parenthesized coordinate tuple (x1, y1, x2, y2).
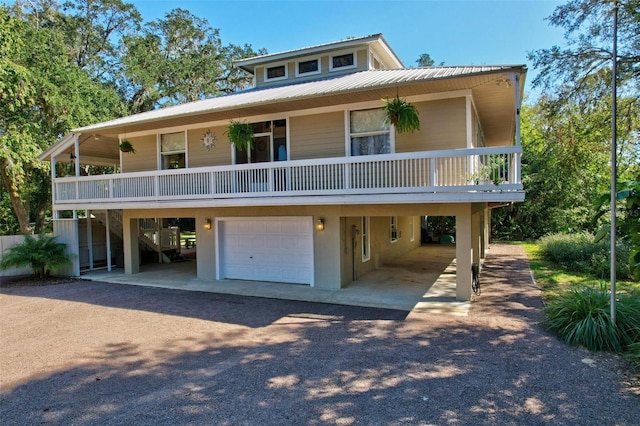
(0, 158, 33, 234)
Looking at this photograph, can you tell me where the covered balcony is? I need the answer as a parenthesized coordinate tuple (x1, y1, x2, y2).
(50, 145, 522, 210)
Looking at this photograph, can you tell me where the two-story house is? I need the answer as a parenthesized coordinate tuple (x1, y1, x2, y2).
(38, 34, 525, 301)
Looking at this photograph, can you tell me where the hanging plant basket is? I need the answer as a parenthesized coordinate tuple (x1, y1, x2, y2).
(382, 96, 420, 134)
(225, 120, 254, 151)
(119, 140, 136, 154)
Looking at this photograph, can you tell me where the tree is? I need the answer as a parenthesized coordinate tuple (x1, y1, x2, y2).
(492, 100, 612, 239)
(529, 0, 639, 97)
(122, 8, 265, 113)
(494, 0, 640, 240)
(0, 234, 73, 278)
(415, 53, 443, 67)
(0, 6, 125, 234)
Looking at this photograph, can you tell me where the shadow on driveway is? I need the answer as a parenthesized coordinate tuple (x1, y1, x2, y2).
(1, 244, 638, 425)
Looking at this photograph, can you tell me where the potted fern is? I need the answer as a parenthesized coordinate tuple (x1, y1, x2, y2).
(119, 140, 136, 153)
(225, 120, 254, 151)
(382, 96, 420, 133)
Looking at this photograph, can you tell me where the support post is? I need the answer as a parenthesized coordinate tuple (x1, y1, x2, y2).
(456, 206, 473, 301)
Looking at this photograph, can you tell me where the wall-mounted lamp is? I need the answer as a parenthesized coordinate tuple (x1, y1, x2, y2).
(316, 217, 325, 231)
(70, 153, 76, 160)
(203, 218, 212, 230)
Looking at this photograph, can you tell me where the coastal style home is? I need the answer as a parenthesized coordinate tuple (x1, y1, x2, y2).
(38, 34, 526, 301)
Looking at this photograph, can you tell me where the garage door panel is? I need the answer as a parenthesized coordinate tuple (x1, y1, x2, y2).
(219, 217, 313, 285)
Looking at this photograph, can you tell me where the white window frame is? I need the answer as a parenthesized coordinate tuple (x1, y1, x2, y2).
(158, 130, 188, 169)
(390, 216, 398, 243)
(264, 63, 288, 82)
(361, 216, 370, 262)
(347, 108, 394, 156)
(330, 50, 357, 72)
(295, 57, 321, 77)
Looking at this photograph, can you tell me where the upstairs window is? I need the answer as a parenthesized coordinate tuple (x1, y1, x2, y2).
(330, 52, 356, 71)
(296, 59, 320, 76)
(160, 132, 186, 169)
(265, 64, 287, 82)
(349, 108, 391, 156)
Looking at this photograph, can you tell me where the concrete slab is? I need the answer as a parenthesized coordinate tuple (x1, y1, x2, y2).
(81, 244, 470, 315)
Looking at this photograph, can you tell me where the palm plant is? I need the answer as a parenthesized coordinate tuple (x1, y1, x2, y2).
(0, 235, 73, 278)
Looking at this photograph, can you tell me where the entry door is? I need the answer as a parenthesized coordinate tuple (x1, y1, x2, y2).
(218, 217, 314, 285)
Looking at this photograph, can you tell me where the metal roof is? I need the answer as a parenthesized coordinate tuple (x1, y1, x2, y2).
(74, 66, 524, 133)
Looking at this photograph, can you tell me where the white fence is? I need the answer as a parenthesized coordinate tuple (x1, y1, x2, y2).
(52, 146, 522, 204)
(0, 235, 31, 277)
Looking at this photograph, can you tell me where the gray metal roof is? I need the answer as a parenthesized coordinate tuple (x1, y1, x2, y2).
(74, 66, 523, 133)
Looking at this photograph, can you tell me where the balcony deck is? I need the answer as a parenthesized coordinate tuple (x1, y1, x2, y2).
(52, 146, 523, 210)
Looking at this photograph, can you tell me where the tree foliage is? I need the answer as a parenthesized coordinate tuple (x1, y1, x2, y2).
(495, 0, 639, 242)
(1, 1, 266, 234)
(122, 8, 264, 112)
(529, 0, 639, 98)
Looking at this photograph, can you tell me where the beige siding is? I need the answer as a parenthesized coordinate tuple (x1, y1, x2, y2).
(289, 112, 345, 160)
(121, 134, 157, 172)
(340, 215, 421, 286)
(187, 126, 233, 168)
(396, 97, 467, 152)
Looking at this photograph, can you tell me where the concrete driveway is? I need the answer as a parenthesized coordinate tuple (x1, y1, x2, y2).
(1, 245, 638, 425)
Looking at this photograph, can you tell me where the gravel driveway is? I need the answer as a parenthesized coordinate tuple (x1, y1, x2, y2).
(1, 244, 638, 425)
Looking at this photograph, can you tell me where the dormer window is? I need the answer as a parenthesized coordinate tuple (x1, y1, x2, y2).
(265, 64, 288, 82)
(330, 51, 356, 72)
(296, 59, 320, 76)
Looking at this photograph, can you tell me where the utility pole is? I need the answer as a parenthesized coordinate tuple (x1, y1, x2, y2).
(610, 0, 618, 325)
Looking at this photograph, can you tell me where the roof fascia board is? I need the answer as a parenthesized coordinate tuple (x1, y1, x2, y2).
(38, 133, 78, 161)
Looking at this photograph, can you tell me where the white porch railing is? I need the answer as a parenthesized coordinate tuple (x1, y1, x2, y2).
(53, 146, 522, 204)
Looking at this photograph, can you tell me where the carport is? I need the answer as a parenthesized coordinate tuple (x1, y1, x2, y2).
(81, 244, 470, 315)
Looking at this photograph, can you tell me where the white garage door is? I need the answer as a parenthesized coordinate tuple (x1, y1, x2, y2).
(218, 217, 314, 285)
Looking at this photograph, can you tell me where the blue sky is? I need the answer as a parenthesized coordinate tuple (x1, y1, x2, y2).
(131, 0, 566, 88)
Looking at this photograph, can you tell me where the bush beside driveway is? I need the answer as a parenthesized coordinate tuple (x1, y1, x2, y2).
(1, 245, 638, 425)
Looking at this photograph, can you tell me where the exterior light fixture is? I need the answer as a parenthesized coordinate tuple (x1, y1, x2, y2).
(204, 218, 212, 230)
(316, 217, 325, 231)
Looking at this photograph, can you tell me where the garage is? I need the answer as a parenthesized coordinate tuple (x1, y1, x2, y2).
(217, 217, 314, 285)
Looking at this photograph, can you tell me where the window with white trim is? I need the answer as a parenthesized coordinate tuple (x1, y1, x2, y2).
(349, 108, 391, 156)
(390, 216, 398, 243)
(330, 51, 356, 72)
(160, 132, 186, 169)
(296, 58, 320, 76)
(362, 216, 370, 262)
(265, 64, 288, 82)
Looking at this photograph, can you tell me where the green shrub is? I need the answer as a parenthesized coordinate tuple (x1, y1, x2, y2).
(625, 341, 640, 365)
(539, 232, 631, 280)
(542, 285, 640, 353)
(0, 234, 73, 278)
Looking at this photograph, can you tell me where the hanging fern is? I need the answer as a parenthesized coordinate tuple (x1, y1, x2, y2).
(382, 96, 420, 133)
(225, 120, 254, 151)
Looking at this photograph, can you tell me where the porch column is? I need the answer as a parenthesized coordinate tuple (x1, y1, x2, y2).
(87, 210, 94, 270)
(123, 216, 140, 274)
(456, 205, 472, 301)
(472, 211, 481, 267)
(314, 214, 341, 290)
